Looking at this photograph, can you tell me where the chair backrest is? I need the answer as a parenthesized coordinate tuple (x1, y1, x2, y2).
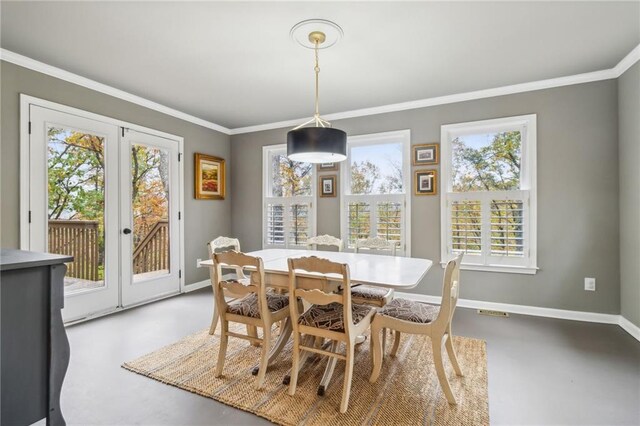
(287, 256, 355, 338)
(213, 251, 269, 320)
(434, 253, 464, 330)
(306, 235, 343, 252)
(355, 236, 399, 256)
(208, 236, 241, 257)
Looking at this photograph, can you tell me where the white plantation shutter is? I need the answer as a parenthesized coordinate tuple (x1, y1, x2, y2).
(376, 201, 402, 245)
(445, 190, 531, 269)
(288, 203, 311, 246)
(450, 199, 482, 257)
(265, 203, 285, 246)
(348, 201, 371, 247)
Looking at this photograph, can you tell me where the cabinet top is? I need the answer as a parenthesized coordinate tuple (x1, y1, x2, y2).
(0, 249, 73, 271)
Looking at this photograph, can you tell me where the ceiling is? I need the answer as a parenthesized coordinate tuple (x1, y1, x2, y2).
(2, 2, 639, 130)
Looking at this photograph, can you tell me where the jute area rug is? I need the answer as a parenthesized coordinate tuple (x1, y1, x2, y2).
(122, 324, 489, 425)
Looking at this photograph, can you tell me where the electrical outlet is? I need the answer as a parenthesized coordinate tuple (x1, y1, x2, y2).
(584, 277, 596, 291)
(196, 258, 202, 268)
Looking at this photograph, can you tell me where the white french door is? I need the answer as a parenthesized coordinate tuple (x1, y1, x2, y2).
(25, 103, 182, 322)
(120, 130, 181, 307)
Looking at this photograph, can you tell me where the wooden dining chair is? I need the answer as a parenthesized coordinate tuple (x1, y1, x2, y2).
(306, 234, 343, 252)
(369, 253, 465, 405)
(287, 256, 375, 413)
(207, 236, 254, 337)
(351, 237, 397, 307)
(213, 251, 291, 390)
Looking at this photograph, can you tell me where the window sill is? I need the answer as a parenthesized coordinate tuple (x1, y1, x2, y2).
(440, 262, 539, 275)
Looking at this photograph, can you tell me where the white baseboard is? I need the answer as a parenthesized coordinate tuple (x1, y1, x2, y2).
(183, 279, 210, 293)
(396, 292, 639, 342)
(618, 316, 640, 341)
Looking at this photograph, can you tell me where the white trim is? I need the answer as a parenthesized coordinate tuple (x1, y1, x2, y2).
(613, 43, 640, 77)
(439, 262, 539, 275)
(19, 99, 30, 249)
(619, 316, 640, 342)
(2, 49, 230, 135)
(396, 292, 640, 342)
(183, 279, 210, 293)
(4, 44, 639, 136)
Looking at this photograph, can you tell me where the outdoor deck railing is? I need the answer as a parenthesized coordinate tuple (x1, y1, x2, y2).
(49, 219, 170, 281)
(48, 219, 100, 281)
(132, 220, 169, 274)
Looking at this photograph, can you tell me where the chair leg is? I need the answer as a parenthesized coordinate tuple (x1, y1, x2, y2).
(247, 325, 260, 347)
(369, 321, 383, 383)
(215, 320, 229, 377)
(432, 335, 457, 405)
(445, 329, 463, 377)
(209, 300, 218, 335)
(288, 333, 301, 396)
(382, 327, 387, 353)
(391, 330, 401, 357)
(340, 341, 355, 413)
(256, 326, 271, 389)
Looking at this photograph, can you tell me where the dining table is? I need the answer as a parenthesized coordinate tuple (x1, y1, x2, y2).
(200, 248, 433, 392)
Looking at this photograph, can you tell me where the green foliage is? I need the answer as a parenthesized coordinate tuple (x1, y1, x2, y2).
(451, 131, 521, 192)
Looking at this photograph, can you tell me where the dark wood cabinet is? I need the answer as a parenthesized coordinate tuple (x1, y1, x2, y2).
(1, 249, 72, 426)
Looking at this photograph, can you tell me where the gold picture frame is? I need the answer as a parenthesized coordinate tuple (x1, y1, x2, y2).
(413, 143, 439, 166)
(414, 169, 437, 195)
(195, 153, 225, 200)
(319, 175, 337, 197)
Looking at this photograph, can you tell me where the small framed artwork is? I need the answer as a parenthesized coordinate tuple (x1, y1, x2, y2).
(413, 143, 439, 166)
(320, 175, 337, 197)
(317, 162, 339, 172)
(195, 153, 225, 200)
(414, 169, 437, 195)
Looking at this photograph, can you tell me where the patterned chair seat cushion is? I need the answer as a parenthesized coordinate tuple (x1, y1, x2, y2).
(350, 285, 393, 301)
(298, 302, 373, 332)
(377, 298, 440, 324)
(226, 291, 289, 319)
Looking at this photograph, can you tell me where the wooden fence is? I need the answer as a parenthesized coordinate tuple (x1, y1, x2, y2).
(132, 220, 169, 274)
(48, 220, 100, 281)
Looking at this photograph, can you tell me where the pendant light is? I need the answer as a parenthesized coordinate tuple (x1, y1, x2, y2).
(287, 20, 347, 163)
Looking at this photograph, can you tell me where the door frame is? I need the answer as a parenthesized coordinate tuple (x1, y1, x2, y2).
(19, 94, 186, 306)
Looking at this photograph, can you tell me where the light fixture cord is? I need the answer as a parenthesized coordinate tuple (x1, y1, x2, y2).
(314, 38, 320, 123)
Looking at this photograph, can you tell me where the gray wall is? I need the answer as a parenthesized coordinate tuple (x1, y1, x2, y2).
(232, 80, 621, 315)
(0, 61, 231, 286)
(618, 62, 640, 327)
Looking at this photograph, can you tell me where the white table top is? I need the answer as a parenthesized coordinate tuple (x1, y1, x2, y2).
(200, 248, 432, 290)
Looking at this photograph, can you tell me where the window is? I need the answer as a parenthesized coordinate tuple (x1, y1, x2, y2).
(441, 115, 537, 274)
(263, 145, 315, 248)
(341, 130, 411, 255)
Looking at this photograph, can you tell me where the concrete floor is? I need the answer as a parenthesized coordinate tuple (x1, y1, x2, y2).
(62, 288, 640, 425)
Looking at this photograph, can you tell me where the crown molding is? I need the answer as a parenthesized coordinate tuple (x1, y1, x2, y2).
(0, 49, 231, 135)
(231, 42, 640, 135)
(613, 43, 640, 77)
(3, 43, 639, 138)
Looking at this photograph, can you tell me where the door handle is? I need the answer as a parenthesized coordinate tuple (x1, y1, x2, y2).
(123, 228, 132, 235)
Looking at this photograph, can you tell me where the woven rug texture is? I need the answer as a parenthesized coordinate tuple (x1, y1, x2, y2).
(122, 325, 489, 426)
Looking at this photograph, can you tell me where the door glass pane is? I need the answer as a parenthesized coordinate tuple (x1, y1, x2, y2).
(131, 144, 170, 282)
(47, 127, 105, 294)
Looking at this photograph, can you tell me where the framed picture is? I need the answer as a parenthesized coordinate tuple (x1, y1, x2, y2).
(317, 162, 339, 172)
(413, 143, 439, 166)
(414, 169, 437, 195)
(195, 153, 225, 200)
(320, 175, 337, 197)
